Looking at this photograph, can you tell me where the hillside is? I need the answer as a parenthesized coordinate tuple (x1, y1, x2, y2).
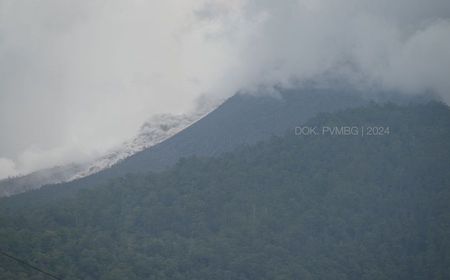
(1, 89, 366, 206)
(1, 101, 449, 279)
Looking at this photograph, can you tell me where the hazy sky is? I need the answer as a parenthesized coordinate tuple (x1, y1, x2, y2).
(1, 0, 449, 179)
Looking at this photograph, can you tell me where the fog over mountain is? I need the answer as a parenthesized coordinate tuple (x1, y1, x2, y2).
(1, 0, 449, 179)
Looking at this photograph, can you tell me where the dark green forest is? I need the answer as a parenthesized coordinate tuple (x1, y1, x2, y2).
(1, 101, 449, 279)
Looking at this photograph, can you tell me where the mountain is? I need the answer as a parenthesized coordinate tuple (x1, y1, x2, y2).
(1, 101, 449, 279)
(2, 88, 430, 206)
(0, 103, 217, 197)
(0, 88, 369, 206)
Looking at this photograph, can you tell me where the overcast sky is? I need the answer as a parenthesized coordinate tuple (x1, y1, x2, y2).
(1, 0, 450, 179)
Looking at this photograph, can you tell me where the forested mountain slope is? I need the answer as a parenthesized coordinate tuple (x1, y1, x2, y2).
(2, 89, 366, 206)
(1, 101, 449, 279)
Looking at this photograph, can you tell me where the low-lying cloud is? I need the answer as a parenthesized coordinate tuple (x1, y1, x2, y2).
(0, 0, 449, 179)
(213, 0, 450, 96)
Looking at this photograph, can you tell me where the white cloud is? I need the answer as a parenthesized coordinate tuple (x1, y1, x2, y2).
(0, 0, 235, 178)
(0, 158, 17, 179)
(215, 0, 450, 96)
(383, 20, 450, 102)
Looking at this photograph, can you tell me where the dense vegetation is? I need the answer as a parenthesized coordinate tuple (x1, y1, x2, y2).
(1, 101, 449, 279)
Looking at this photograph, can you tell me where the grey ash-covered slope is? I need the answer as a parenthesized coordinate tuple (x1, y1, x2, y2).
(108, 88, 367, 175)
(0, 107, 215, 197)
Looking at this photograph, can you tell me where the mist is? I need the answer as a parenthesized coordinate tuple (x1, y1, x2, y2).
(1, 0, 449, 179)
